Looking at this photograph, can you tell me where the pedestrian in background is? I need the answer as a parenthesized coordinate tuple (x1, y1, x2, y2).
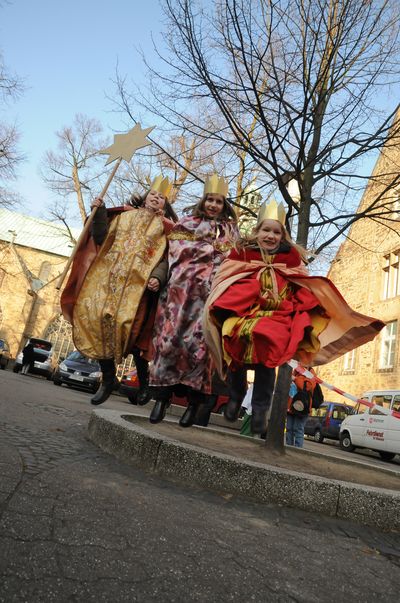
(21, 342, 35, 375)
(286, 367, 316, 448)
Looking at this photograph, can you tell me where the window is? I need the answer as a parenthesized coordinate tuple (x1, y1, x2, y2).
(371, 394, 392, 409)
(343, 349, 356, 372)
(379, 321, 397, 369)
(382, 251, 400, 299)
(391, 396, 400, 413)
(39, 261, 51, 282)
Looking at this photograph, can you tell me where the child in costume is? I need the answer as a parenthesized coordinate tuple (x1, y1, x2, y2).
(148, 174, 238, 427)
(204, 199, 385, 434)
(61, 176, 177, 406)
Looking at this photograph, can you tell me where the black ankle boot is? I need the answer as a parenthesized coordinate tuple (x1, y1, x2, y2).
(149, 399, 170, 424)
(179, 403, 198, 428)
(251, 408, 267, 434)
(224, 398, 243, 422)
(91, 378, 115, 405)
(225, 367, 247, 422)
(136, 386, 151, 406)
(179, 390, 205, 428)
(132, 351, 151, 406)
(91, 359, 116, 406)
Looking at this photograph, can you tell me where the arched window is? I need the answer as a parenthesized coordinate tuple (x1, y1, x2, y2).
(43, 315, 74, 361)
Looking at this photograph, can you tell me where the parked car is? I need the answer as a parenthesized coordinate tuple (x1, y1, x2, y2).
(53, 351, 102, 393)
(0, 338, 11, 370)
(13, 338, 56, 379)
(305, 402, 353, 443)
(340, 390, 400, 461)
(119, 368, 140, 402)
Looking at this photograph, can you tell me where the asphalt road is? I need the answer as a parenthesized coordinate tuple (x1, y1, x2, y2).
(1, 368, 400, 602)
(303, 435, 400, 473)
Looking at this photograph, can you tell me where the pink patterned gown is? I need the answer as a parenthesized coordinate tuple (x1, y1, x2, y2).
(149, 215, 237, 394)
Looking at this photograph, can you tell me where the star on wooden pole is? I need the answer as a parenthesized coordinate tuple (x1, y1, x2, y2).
(56, 123, 155, 290)
(99, 123, 154, 165)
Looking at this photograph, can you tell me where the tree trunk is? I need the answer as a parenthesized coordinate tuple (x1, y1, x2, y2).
(265, 363, 292, 454)
(72, 162, 87, 224)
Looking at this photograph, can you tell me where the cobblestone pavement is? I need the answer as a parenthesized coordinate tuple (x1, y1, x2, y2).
(1, 369, 400, 602)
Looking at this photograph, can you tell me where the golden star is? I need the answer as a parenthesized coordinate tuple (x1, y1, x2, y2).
(99, 123, 155, 165)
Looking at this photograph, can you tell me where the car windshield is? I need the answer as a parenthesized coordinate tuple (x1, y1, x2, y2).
(66, 351, 98, 365)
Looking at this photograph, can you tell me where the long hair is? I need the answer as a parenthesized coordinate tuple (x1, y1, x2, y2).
(128, 191, 178, 222)
(236, 220, 309, 262)
(184, 194, 237, 222)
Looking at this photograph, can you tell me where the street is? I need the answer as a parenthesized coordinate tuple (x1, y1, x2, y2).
(1, 368, 400, 602)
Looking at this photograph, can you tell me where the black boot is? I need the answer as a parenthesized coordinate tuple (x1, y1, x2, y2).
(179, 390, 205, 428)
(224, 367, 248, 422)
(149, 387, 172, 424)
(250, 365, 275, 434)
(91, 359, 116, 406)
(132, 350, 151, 406)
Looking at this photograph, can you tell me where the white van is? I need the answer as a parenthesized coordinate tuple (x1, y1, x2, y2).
(339, 390, 400, 461)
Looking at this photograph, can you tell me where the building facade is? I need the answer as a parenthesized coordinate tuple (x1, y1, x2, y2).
(317, 145, 400, 401)
(0, 209, 78, 359)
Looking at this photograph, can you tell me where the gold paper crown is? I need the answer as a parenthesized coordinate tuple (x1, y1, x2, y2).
(204, 173, 229, 197)
(257, 198, 286, 226)
(150, 175, 173, 200)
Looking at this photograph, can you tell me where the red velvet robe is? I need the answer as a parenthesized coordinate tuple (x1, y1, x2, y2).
(204, 245, 385, 376)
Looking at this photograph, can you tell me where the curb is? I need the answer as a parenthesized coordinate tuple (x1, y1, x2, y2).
(87, 410, 400, 531)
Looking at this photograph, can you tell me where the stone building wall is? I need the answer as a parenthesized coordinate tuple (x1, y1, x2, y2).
(0, 242, 67, 357)
(317, 144, 400, 402)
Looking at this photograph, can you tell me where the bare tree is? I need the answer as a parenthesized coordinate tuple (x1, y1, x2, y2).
(0, 49, 25, 206)
(40, 114, 109, 224)
(135, 0, 400, 452)
(137, 0, 400, 249)
(111, 70, 264, 211)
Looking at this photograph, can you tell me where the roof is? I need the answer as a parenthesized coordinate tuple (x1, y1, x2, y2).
(0, 208, 81, 257)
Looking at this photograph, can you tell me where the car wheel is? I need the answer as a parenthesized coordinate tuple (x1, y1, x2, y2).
(53, 379, 62, 386)
(340, 431, 355, 452)
(314, 429, 324, 443)
(378, 451, 396, 462)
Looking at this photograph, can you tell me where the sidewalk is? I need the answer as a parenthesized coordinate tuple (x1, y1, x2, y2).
(88, 409, 400, 531)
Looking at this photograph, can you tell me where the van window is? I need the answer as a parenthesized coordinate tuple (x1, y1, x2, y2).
(333, 407, 348, 420)
(355, 402, 368, 414)
(392, 396, 400, 413)
(316, 407, 328, 418)
(370, 406, 386, 416)
(371, 395, 392, 410)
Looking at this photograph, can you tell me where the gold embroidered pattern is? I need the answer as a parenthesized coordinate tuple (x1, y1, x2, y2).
(73, 209, 166, 362)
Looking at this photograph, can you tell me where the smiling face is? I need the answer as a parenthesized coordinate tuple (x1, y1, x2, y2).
(256, 219, 284, 253)
(203, 193, 225, 218)
(144, 190, 167, 212)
